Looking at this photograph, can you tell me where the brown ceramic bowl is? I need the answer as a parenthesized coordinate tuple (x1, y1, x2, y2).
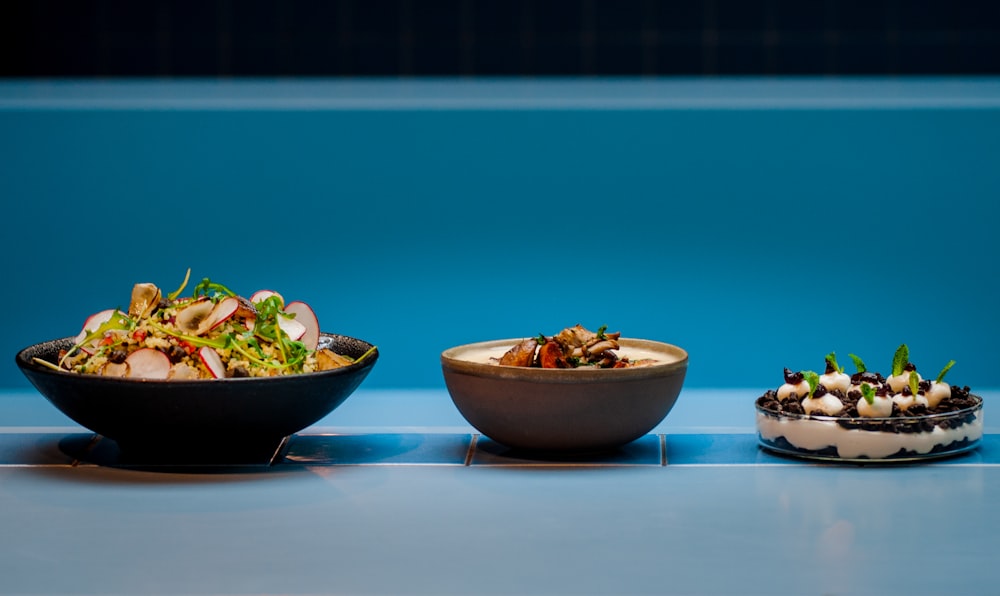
(441, 338, 688, 452)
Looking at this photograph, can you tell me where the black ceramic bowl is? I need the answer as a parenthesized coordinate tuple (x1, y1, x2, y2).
(441, 338, 688, 452)
(16, 333, 378, 461)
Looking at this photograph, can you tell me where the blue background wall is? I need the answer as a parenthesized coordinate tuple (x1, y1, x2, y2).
(2, 80, 998, 391)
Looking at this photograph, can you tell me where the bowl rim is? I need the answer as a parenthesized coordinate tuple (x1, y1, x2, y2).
(441, 337, 688, 382)
(15, 332, 379, 386)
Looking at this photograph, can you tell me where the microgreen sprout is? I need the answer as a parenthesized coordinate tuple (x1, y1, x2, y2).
(596, 325, 608, 340)
(860, 383, 876, 405)
(31, 358, 63, 372)
(936, 360, 956, 383)
(802, 370, 820, 398)
(229, 339, 303, 370)
(535, 333, 547, 345)
(354, 345, 378, 363)
(166, 268, 192, 301)
(147, 320, 227, 350)
(891, 344, 909, 377)
(247, 295, 309, 368)
(848, 353, 866, 374)
(192, 277, 236, 301)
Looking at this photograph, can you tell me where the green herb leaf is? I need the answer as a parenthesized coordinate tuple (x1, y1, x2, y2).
(860, 383, 876, 405)
(908, 370, 920, 397)
(535, 333, 547, 345)
(825, 352, 843, 373)
(891, 344, 909, 377)
(936, 360, 956, 383)
(60, 310, 134, 368)
(596, 325, 608, 339)
(238, 294, 311, 370)
(848, 353, 866, 374)
(802, 370, 820, 398)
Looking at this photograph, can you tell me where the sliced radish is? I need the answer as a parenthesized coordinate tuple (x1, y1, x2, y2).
(196, 296, 240, 335)
(284, 301, 320, 350)
(175, 298, 214, 334)
(198, 346, 227, 379)
(74, 309, 119, 343)
(125, 348, 171, 379)
(278, 315, 306, 342)
(250, 289, 284, 308)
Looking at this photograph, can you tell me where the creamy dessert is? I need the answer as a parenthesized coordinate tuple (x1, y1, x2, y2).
(756, 346, 983, 461)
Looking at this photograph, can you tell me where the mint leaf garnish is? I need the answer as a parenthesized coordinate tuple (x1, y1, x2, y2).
(802, 370, 820, 398)
(848, 353, 866, 374)
(825, 352, 843, 373)
(936, 360, 955, 383)
(891, 344, 909, 377)
(860, 383, 876, 405)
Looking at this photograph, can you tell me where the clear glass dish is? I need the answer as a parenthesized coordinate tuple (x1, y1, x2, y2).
(755, 393, 984, 463)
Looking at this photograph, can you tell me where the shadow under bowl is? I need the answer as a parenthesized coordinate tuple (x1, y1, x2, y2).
(441, 338, 688, 453)
(15, 333, 378, 462)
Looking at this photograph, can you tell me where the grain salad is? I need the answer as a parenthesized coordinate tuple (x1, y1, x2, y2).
(38, 270, 373, 380)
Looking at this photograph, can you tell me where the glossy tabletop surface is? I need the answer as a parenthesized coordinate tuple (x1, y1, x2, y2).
(2, 387, 998, 596)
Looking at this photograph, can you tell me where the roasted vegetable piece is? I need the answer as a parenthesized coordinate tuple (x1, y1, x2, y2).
(495, 324, 652, 369)
(499, 337, 538, 367)
(538, 341, 568, 369)
(316, 349, 355, 371)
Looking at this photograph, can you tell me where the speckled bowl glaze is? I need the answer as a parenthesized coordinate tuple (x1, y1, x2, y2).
(441, 338, 688, 452)
(16, 333, 378, 461)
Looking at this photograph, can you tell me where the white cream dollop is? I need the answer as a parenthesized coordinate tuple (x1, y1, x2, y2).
(887, 371, 921, 393)
(857, 395, 893, 418)
(802, 393, 844, 416)
(819, 371, 851, 394)
(925, 382, 951, 408)
(777, 381, 810, 401)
